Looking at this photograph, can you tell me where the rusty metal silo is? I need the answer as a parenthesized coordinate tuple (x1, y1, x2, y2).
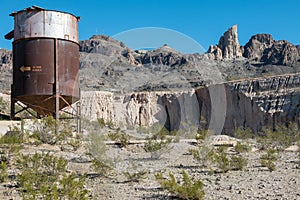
(5, 6, 80, 119)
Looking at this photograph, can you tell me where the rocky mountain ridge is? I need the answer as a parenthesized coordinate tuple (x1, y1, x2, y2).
(77, 25, 300, 91)
(206, 25, 300, 66)
(1, 25, 300, 92)
(1, 25, 300, 133)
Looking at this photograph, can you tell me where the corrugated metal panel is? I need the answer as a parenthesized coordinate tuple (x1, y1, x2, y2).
(13, 9, 79, 43)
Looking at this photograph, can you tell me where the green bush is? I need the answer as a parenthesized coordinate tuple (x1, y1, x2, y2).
(260, 148, 277, 172)
(230, 155, 248, 170)
(257, 123, 300, 150)
(213, 147, 230, 172)
(59, 173, 89, 199)
(0, 125, 22, 145)
(29, 116, 73, 145)
(144, 130, 173, 159)
(188, 145, 215, 168)
(0, 126, 22, 157)
(298, 142, 300, 160)
(97, 118, 106, 128)
(87, 132, 113, 176)
(155, 170, 205, 200)
(107, 129, 131, 148)
(233, 127, 253, 139)
(66, 138, 81, 151)
(123, 169, 147, 183)
(143, 138, 172, 159)
(0, 161, 8, 183)
(234, 142, 250, 153)
(16, 152, 89, 199)
(190, 145, 248, 172)
(0, 96, 9, 115)
(97, 118, 115, 129)
(195, 129, 211, 141)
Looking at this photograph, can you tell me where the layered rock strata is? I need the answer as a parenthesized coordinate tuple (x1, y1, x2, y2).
(81, 73, 300, 133)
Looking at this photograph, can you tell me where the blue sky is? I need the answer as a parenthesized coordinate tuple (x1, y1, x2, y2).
(1, 0, 299, 53)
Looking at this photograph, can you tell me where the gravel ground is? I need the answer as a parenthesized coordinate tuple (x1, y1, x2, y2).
(0, 138, 299, 200)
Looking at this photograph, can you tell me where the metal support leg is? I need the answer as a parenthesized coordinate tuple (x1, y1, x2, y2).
(54, 38, 59, 134)
(10, 84, 15, 120)
(77, 101, 81, 134)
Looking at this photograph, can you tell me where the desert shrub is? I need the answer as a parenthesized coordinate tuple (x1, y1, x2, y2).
(190, 145, 248, 172)
(107, 129, 131, 148)
(213, 147, 248, 172)
(123, 166, 147, 183)
(97, 118, 115, 129)
(233, 127, 253, 139)
(0, 126, 22, 157)
(230, 155, 248, 170)
(59, 173, 89, 199)
(155, 170, 205, 200)
(0, 161, 8, 183)
(16, 152, 89, 199)
(213, 147, 230, 172)
(66, 137, 81, 151)
(298, 142, 300, 160)
(0, 96, 9, 114)
(149, 123, 164, 134)
(257, 123, 300, 150)
(234, 142, 250, 153)
(260, 148, 277, 172)
(143, 138, 172, 159)
(29, 116, 73, 145)
(0, 125, 22, 145)
(195, 129, 210, 141)
(87, 131, 113, 175)
(136, 126, 149, 134)
(97, 118, 106, 128)
(144, 130, 173, 159)
(188, 145, 215, 167)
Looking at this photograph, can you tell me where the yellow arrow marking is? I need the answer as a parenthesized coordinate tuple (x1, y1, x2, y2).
(20, 66, 31, 72)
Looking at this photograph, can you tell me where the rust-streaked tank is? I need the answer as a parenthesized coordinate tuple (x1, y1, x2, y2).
(5, 6, 80, 118)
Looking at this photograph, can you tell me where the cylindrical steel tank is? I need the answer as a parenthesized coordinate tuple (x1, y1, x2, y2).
(8, 6, 80, 116)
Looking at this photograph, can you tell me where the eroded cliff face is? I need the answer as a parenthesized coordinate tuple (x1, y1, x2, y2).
(81, 73, 300, 134)
(81, 90, 201, 130)
(226, 74, 300, 131)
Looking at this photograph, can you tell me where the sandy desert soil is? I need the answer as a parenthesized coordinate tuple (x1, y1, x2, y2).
(0, 133, 299, 200)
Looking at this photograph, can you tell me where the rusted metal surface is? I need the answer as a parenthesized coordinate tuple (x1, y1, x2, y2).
(10, 6, 79, 43)
(12, 38, 79, 115)
(7, 6, 80, 117)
